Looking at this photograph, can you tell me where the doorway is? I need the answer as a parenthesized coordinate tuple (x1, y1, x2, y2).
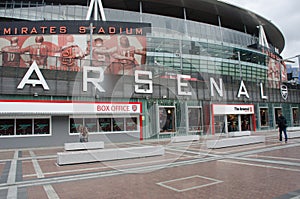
(274, 107, 282, 127)
(241, 115, 251, 131)
(159, 106, 176, 133)
(227, 114, 239, 132)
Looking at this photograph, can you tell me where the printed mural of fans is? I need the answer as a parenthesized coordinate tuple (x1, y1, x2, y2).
(1, 36, 21, 67)
(110, 35, 146, 75)
(92, 37, 116, 67)
(21, 35, 51, 68)
(60, 35, 84, 71)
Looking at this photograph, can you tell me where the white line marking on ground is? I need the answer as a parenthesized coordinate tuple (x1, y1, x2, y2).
(157, 175, 223, 192)
(246, 155, 300, 162)
(6, 150, 18, 199)
(30, 151, 60, 199)
(166, 147, 220, 158)
(23, 155, 194, 178)
(220, 143, 280, 154)
(219, 160, 300, 172)
(6, 186, 17, 199)
(165, 150, 195, 158)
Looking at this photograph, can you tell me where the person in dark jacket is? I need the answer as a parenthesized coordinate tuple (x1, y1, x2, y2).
(277, 113, 288, 143)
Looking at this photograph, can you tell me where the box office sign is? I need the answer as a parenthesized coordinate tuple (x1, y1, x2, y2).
(0, 101, 141, 114)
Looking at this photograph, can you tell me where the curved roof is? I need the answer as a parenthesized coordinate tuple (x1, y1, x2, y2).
(30, 0, 285, 53)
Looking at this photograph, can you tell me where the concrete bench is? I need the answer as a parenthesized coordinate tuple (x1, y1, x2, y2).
(286, 127, 300, 138)
(228, 131, 251, 137)
(171, 135, 200, 143)
(287, 127, 300, 131)
(57, 145, 165, 165)
(287, 132, 300, 138)
(206, 136, 265, 149)
(64, 141, 104, 151)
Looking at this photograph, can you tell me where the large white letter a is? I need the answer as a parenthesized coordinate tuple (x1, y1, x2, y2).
(17, 61, 50, 90)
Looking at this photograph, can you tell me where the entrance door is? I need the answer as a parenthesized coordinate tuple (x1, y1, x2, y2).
(159, 106, 176, 133)
(227, 114, 239, 132)
(274, 108, 282, 127)
(241, 115, 251, 131)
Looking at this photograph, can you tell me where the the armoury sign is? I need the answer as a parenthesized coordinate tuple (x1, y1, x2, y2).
(17, 61, 288, 100)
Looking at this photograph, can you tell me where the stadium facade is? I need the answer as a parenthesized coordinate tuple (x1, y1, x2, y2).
(0, 0, 299, 149)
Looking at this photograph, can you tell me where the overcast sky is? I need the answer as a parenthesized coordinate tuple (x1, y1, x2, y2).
(223, 0, 300, 66)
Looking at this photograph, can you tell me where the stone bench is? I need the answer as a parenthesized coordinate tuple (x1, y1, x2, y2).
(57, 145, 165, 165)
(171, 135, 200, 143)
(286, 127, 300, 138)
(64, 141, 104, 151)
(228, 131, 251, 137)
(287, 127, 300, 131)
(206, 136, 265, 149)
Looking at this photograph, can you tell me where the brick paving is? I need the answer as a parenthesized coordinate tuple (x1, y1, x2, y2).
(0, 132, 300, 199)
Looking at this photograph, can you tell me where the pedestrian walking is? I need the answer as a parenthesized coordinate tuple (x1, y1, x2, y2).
(277, 113, 288, 143)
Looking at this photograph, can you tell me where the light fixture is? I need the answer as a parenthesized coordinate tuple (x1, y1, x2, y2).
(33, 93, 38, 97)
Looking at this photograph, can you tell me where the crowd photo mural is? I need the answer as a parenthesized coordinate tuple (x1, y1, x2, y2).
(0, 20, 150, 75)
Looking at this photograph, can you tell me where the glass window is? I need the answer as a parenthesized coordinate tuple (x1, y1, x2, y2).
(188, 108, 202, 132)
(85, 118, 98, 132)
(241, 115, 251, 131)
(126, 117, 138, 131)
(292, 108, 299, 126)
(113, 118, 125, 131)
(16, 119, 32, 135)
(260, 108, 269, 127)
(99, 118, 112, 132)
(70, 118, 83, 133)
(0, 119, 14, 136)
(227, 115, 239, 132)
(34, 118, 50, 135)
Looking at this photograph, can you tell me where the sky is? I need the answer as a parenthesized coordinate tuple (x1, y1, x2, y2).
(223, 0, 300, 66)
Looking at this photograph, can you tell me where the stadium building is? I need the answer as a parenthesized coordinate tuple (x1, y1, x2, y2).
(0, 0, 299, 149)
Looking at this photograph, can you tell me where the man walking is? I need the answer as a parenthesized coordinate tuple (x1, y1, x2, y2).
(277, 113, 288, 143)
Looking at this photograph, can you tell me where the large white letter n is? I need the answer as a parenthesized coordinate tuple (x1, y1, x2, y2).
(17, 61, 49, 90)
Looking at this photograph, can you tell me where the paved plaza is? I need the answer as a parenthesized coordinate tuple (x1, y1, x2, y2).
(0, 131, 300, 199)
